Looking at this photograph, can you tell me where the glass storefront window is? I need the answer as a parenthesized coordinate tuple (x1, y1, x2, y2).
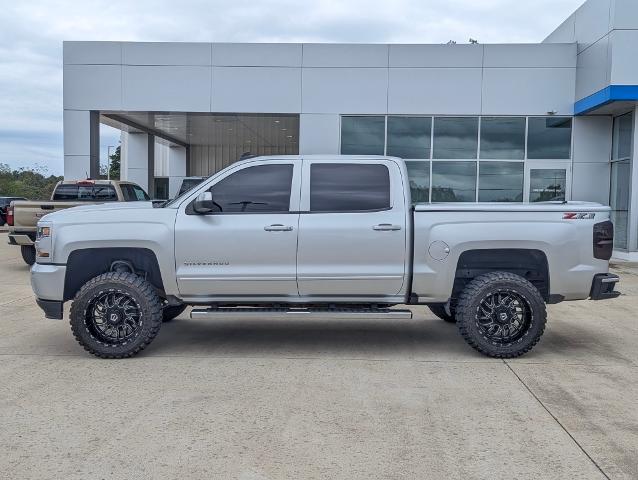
(610, 160, 631, 250)
(612, 112, 633, 160)
(478, 162, 524, 202)
(432, 161, 477, 202)
(405, 161, 430, 203)
(527, 117, 572, 159)
(529, 169, 566, 202)
(479, 117, 525, 160)
(433, 117, 478, 159)
(340, 116, 385, 155)
(387, 116, 431, 159)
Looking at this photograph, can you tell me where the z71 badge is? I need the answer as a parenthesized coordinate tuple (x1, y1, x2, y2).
(563, 212, 595, 220)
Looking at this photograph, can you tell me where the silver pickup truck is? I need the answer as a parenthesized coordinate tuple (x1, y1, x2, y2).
(30, 155, 620, 359)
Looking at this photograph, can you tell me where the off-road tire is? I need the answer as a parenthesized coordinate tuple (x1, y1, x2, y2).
(428, 303, 456, 323)
(162, 304, 187, 322)
(69, 272, 162, 359)
(20, 245, 36, 266)
(456, 272, 546, 358)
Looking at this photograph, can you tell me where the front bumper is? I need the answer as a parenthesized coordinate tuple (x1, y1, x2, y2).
(31, 263, 66, 303)
(590, 273, 620, 300)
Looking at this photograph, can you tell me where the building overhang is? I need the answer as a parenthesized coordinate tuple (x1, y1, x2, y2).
(574, 85, 638, 115)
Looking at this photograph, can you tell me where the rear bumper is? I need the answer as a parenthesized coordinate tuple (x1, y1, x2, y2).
(8, 233, 35, 246)
(36, 298, 63, 320)
(590, 273, 620, 300)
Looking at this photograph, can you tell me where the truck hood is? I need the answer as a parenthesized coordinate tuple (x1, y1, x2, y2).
(40, 201, 156, 223)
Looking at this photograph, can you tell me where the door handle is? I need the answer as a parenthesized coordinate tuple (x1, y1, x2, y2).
(372, 223, 402, 231)
(264, 224, 293, 232)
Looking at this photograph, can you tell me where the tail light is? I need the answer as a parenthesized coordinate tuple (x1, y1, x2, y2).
(7, 204, 14, 226)
(593, 220, 614, 260)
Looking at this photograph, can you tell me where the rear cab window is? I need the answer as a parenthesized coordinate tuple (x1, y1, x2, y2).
(309, 163, 391, 212)
(53, 184, 117, 201)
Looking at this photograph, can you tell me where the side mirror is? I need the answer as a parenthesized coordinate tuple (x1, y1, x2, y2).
(193, 191, 218, 214)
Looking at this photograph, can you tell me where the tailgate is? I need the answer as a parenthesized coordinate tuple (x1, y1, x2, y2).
(12, 201, 89, 229)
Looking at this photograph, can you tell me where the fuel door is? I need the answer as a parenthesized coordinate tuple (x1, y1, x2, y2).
(429, 241, 450, 261)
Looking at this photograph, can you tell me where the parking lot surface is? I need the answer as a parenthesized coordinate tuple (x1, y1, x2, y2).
(0, 232, 636, 479)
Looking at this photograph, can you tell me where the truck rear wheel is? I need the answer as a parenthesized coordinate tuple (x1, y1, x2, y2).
(428, 303, 456, 323)
(455, 272, 546, 358)
(20, 245, 36, 266)
(69, 272, 162, 359)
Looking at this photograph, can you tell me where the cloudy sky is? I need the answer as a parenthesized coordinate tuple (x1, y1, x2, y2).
(0, 0, 584, 176)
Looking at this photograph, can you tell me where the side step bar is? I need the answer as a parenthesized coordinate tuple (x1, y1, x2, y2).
(190, 307, 413, 321)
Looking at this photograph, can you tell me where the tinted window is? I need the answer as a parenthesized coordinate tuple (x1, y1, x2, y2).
(121, 184, 150, 201)
(340, 116, 385, 155)
(612, 112, 633, 160)
(433, 117, 479, 159)
(431, 161, 477, 202)
(529, 169, 566, 202)
(310, 163, 390, 212)
(478, 162, 523, 202)
(209, 164, 293, 213)
(387, 117, 431, 159)
(53, 184, 117, 201)
(405, 161, 430, 203)
(179, 178, 205, 196)
(479, 117, 526, 160)
(527, 117, 572, 159)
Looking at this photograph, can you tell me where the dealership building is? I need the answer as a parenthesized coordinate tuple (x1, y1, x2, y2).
(63, 0, 638, 257)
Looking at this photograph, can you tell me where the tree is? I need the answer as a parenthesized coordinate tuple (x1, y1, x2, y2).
(109, 146, 121, 180)
(0, 163, 63, 200)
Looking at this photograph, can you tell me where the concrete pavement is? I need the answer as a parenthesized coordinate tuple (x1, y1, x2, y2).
(0, 233, 636, 479)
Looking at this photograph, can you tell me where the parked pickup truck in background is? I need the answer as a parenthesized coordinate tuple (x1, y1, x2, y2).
(8, 179, 150, 265)
(30, 155, 620, 359)
(0, 197, 26, 226)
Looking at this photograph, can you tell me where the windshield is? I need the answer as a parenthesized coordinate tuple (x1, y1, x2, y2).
(164, 177, 209, 208)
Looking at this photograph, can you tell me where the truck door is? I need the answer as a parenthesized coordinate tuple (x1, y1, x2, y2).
(296, 159, 407, 296)
(174, 160, 301, 298)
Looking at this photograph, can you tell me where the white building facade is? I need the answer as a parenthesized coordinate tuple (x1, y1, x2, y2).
(63, 0, 638, 258)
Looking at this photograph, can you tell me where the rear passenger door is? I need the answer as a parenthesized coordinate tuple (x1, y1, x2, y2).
(296, 159, 407, 297)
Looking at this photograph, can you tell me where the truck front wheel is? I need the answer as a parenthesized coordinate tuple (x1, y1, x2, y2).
(69, 272, 163, 359)
(455, 272, 546, 358)
(21, 245, 36, 266)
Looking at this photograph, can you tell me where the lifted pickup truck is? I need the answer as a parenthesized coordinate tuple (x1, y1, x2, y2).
(8, 179, 150, 265)
(30, 155, 620, 359)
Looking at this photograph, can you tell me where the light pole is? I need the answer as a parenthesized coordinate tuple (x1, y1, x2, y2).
(107, 145, 115, 180)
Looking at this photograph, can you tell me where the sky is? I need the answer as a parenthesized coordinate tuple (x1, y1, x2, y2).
(0, 0, 585, 176)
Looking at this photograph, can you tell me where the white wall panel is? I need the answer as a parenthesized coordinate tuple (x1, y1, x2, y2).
(388, 68, 482, 115)
(302, 68, 388, 114)
(609, 30, 638, 85)
(63, 41, 121, 65)
(212, 67, 301, 113)
(64, 155, 91, 180)
(122, 42, 211, 66)
(572, 116, 612, 163)
(575, 36, 610, 100)
(482, 68, 575, 115)
(389, 44, 482, 68)
(122, 66, 211, 111)
(610, 0, 638, 30)
(574, 0, 612, 52)
(213, 43, 302, 66)
(299, 114, 340, 154)
(484, 44, 576, 68)
(571, 163, 611, 204)
(63, 65, 122, 110)
(302, 44, 388, 67)
(544, 15, 576, 43)
(63, 110, 91, 156)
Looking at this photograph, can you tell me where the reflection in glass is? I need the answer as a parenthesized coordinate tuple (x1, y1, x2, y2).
(527, 117, 572, 159)
(610, 160, 630, 250)
(387, 117, 431, 159)
(431, 161, 477, 202)
(480, 117, 525, 160)
(612, 112, 633, 160)
(529, 169, 566, 202)
(479, 162, 524, 202)
(340, 116, 385, 155)
(405, 161, 430, 203)
(433, 117, 479, 159)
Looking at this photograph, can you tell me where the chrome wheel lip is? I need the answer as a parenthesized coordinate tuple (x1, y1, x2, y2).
(85, 289, 143, 345)
(475, 288, 532, 345)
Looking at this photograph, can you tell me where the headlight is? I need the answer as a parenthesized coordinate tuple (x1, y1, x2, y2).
(37, 226, 51, 239)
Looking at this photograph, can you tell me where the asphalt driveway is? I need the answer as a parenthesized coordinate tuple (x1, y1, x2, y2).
(0, 232, 636, 479)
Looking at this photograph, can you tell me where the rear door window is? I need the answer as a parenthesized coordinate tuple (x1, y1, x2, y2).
(121, 184, 150, 201)
(309, 163, 391, 212)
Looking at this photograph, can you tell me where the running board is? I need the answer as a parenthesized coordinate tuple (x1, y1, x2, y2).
(190, 307, 413, 321)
